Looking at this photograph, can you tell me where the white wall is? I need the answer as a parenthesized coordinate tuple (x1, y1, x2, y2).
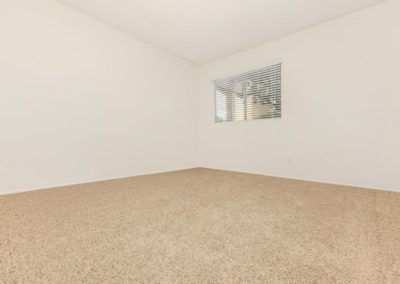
(2, 0, 399, 195)
(196, 0, 400, 191)
(0, 0, 196, 194)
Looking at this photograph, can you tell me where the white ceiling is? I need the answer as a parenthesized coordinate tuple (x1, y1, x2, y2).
(57, 0, 384, 64)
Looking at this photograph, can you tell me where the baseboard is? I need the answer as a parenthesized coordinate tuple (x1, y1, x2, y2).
(0, 167, 200, 196)
(2, 166, 398, 196)
(198, 166, 400, 193)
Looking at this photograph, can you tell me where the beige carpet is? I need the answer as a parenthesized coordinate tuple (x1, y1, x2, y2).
(1, 168, 399, 283)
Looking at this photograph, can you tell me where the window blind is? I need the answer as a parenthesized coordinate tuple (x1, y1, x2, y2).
(215, 63, 281, 122)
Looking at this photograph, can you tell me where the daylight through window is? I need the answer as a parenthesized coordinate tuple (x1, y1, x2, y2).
(215, 63, 281, 122)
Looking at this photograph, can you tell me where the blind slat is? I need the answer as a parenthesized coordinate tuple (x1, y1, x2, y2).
(215, 63, 282, 122)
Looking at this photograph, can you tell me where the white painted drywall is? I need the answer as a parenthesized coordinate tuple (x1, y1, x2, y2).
(0, 0, 196, 194)
(1, 0, 398, 194)
(196, 0, 400, 191)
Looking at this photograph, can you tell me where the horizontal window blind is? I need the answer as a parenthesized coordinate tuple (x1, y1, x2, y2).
(215, 63, 281, 122)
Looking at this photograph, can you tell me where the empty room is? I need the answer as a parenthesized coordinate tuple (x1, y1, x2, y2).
(1, 0, 399, 282)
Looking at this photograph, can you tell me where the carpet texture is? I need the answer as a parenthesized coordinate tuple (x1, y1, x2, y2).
(1, 168, 399, 283)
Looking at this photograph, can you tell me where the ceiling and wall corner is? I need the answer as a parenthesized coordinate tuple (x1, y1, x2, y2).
(56, 0, 386, 64)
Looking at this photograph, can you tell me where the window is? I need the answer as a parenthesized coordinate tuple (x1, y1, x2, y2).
(215, 63, 281, 122)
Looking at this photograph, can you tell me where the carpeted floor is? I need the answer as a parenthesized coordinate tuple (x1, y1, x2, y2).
(1, 168, 399, 283)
